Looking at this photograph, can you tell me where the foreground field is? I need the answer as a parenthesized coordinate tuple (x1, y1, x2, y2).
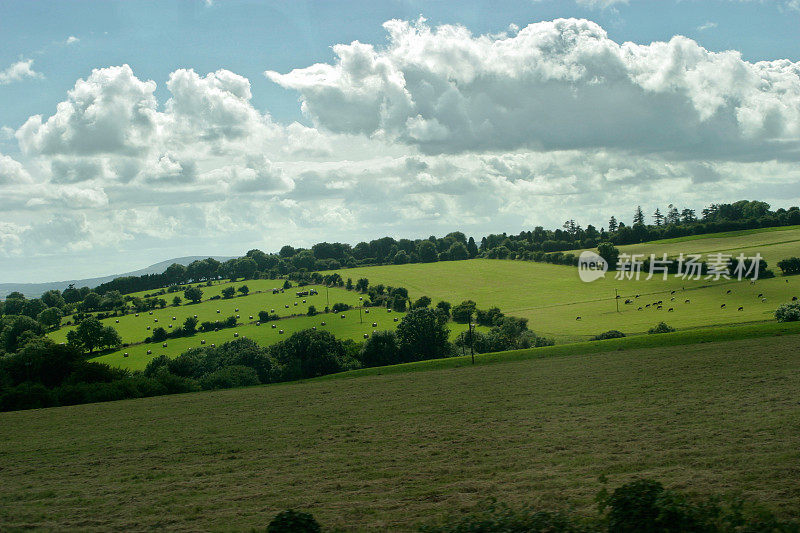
(2, 330, 799, 530)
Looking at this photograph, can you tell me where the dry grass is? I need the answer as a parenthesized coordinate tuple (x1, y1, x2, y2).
(2, 333, 799, 531)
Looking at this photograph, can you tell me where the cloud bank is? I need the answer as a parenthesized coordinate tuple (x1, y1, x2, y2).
(2, 18, 799, 277)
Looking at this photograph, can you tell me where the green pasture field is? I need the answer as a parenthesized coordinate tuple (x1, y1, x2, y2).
(2, 328, 799, 530)
(47, 226, 800, 363)
(90, 311, 482, 372)
(584, 225, 800, 266)
(333, 258, 798, 342)
(50, 282, 364, 346)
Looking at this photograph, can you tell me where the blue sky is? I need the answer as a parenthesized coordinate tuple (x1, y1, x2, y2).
(1, 0, 799, 282)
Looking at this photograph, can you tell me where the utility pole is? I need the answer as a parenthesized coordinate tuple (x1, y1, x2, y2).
(615, 288, 620, 313)
(468, 314, 475, 364)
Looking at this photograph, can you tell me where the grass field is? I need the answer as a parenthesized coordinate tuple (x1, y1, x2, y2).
(2, 328, 799, 530)
(333, 259, 798, 342)
(43, 226, 800, 369)
(610, 225, 800, 266)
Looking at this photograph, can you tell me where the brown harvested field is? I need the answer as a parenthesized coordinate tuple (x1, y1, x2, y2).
(1, 333, 799, 531)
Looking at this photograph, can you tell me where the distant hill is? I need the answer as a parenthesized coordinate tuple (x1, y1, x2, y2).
(0, 256, 236, 299)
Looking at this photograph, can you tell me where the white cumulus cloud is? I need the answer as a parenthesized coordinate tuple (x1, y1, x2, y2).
(0, 59, 42, 85)
(267, 18, 800, 160)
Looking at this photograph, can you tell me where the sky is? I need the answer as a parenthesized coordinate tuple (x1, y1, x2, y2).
(1, 0, 799, 283)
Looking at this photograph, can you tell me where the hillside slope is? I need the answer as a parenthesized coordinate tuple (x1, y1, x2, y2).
(2, 333, 799, 530)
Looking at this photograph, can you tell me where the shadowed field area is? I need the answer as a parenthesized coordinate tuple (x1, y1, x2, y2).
(2, 332, 799, 530)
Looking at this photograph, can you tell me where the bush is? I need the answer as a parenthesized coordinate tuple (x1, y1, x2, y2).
(307, 305, 317, 316)
(199, 365, 260, 390)
(331, 302, 351, 313)
(451, 300, 477, 323)
(151, 327, 168, 342)
(775, 302, 800, 322)
(259, 310, 279, 322)
(648, 322, 675, 334)
(777, 257, 800, 275)
(591, 330, 626, 341)
(267, 509, 321, 533)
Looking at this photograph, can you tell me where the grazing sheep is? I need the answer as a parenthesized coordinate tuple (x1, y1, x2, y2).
(738, 306, 744, 311)
(635, 294, 640, 298)
(365, 310, 370, 314)
(761, 298, 767, 302)
(149, 311, 153, 315)
(388, 309, 392, 313)
(294, 302, 298, 306)
(162, 343, 168, 347)
(172, 316, 176, 320)
(285, 305, 289, 308)
(256, 322, 260, 326)
(668, 308, 674, 312)
(236, 315, 240, 319)
(271, 324, 276, 329)
(303, 300, 306, 303)
(321, 321, 326, 326)
(154, 318, 158, 322)
(135, 313, 139, 317)
(116, 319, 119, 323)
(624, 299, 632, 304)
(364, 333, 369, 339)
(194, 315, 197, 318)
(670, 297, 675, 301)
(576, 316, 581, 320)
(235, 308, 239, 312)
(123, 353, 129, 358)
(637, 307, 643, 311)
(657, 305, 663, 310)
(234, 333, 238, 337)
(726, 289, 732, 294)
(312, 326, 316, 330)
(168, 324, 173, 328)
(279, 330, 284, 334)
(211, 344, 215, 348)
(721, 304, 726, 309)
(685, 299, 690, 303)
(758, 293, 763, 298)
(271, 309, 275, 313)
(341, 314, 346, 318)
(201, 340, 206, 345)
(147, 326, 151, 330)
(792, 296, 798, 301)
(372, 322, 377, 327)
(249, 315, 253, 319)
(670, 290, 676, 294)
(147, 350, 152, 355)
(359, 297, 363, 301)
(217, 309, 220, 313)
(393, 317, 399, 322)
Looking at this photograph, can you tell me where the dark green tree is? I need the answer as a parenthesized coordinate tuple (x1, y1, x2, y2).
(184, 287, 203, 304)
(396, 308, 450, 361)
